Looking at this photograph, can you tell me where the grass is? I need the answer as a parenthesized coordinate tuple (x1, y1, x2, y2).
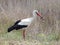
(0, 1, 60, 45)
(0, 18, 22, 40)
(0, 16, 60, 45)
(0, 32, 60, 45)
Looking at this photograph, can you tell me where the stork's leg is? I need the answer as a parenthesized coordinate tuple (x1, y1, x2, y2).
(23, 30, 26, 40)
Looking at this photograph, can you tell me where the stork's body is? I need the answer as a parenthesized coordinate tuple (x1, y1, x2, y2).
(18, 18, 33, 25)
(8, 10, 43, 40)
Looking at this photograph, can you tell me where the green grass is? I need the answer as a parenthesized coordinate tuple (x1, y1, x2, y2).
(37, 33, 60, 42)
(0, 19, 23, 41)
(0, 17, 60, 45)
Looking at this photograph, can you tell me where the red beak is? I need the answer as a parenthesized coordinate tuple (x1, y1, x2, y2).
(36, 12, 44, 20)
(36, 12, 41, 17)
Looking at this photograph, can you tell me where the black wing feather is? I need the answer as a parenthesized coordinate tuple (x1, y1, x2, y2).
(14, 20, 21, 25)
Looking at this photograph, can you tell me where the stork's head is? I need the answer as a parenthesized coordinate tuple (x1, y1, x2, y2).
(33, 10, 43, 19)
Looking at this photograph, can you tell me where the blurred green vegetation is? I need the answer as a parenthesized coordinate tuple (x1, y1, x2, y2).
(0, 0, 60, 45)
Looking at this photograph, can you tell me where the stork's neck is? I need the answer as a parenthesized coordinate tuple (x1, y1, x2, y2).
(32, 12, 37, 19)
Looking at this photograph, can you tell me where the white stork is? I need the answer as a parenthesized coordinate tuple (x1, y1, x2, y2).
(8, 10, 43, 40)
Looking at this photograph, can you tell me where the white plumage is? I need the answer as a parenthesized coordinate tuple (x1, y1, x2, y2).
(18, 18, 33, 25)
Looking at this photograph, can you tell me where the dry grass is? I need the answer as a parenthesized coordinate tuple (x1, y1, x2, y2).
(0, 39, 60, 45)
(0, 0, 60, 45)
(0, 17, 60, 45)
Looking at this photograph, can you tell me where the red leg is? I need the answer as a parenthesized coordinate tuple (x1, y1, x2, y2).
(23, 30, 25, 40)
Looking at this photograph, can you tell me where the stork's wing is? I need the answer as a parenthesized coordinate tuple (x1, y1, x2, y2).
(18, 18, 33, 25)
(14, 20, 21, 25)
